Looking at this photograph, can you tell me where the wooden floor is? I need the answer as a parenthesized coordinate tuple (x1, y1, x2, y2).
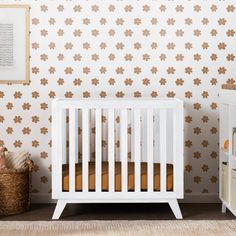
(0, 203, 235, 221)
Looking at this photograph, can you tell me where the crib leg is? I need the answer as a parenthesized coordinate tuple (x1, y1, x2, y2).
(222, 203, 227, 213)
(168, 200, 183, 219)
(52, 200, 67, 220)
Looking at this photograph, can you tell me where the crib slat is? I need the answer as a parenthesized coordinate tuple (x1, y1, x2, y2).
(134, 109, 141, 192)
(95, 109, 102, 192)
(160, 109, 167, 192)
(58, 108, 66, 192)
(82, 109, 90, 192)
(69, 109, 78, 192)
(173, 109, 177, 192)
(147, 109, 154, 192)
(121, 109, 128, 192)
(108, 109, 115, 192)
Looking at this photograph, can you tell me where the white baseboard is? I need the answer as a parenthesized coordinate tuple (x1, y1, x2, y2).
(31, 193, 220, 204)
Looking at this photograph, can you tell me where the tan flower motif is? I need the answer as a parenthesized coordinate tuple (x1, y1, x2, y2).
(193, 29, 201, 37)
(32, 67, 39, 74)
(193, 5, 201, 12)
(83, 91, 90, 98)
(143, 5, 150, 12)
(116, 18, 124, 25)
(65, 91, 73, 98)
(65, 67, 73, 74)
(134, 91, 142, 98)
(32, 116, 40, 123)
(151, 18, 158, 25)
(167, 91, 175, 98)
(226, 5, 235, 12)
(124, 54, 133, 61)
(143, 29, 150, 37)
(167, 67, 175, 74)
(48, 67, 56, 74)
(211, 29, 218, 36)
(100, 18, 106, 25)
(193, 54, 201, 61)
(91, 29, 99, 37)
(194, 152, 201, 159)
(159, 78, 167, 85)
(73, 54, 82, 61)
(185, 91, 192, 99)
(134, 18, 141, 25)
(48, 18, 56, 25)
(226, 54, 235, 61)
(194, 176, 201, 184)
(100, 42, 107, 49)
(116, 91, 125, 98)
(22, 127, 31, 135)
(150, 91, 158, 98)
(73, 78, 82, 86)
(48, 42, 56, 49)
(175, 5, 184, 12)
(100, 91, 107, 98)
(57, 5, 64, 12)
(57, 79, 64, 86)
(194, 103, 201, 110)
(201, 116, 209, 123)
(32, 18, 39, 25)
(14, 140, 22, 148)
(108, 5, 115, 12)
(167, 43, 175, 50)
(151, 67, 158, 74)
(124, 29, 133, 37)
(202, 18, 209, 25)
(201, 91, 209, 98)
(134, 67, 141, 74)
(91, 5, 99, 12)
(185, 67, 192, 74)
(65, 42, 73, 50)
(40, 5, 48, 12)
(167, 18, 175, 25)
(185, 165, 192, 172)
(116, 67, 124, 74)
(176, 29, 184, 37)
(194, 78, 201, 86)
(211, 4, 217, 12)
(108, 54, 115, 61)
(175, 78, 184, 86)
(40, 176, 48, 184)
(32, 42, 39, 50)
(218, 67, 226, 74)
(124, 78, 133, 86)
(211, 176, 217, 184)
(82, 67, 90, 75)
(92, 78, 99, 86)
(6, 103, 13, 110)
(185, 18, 192, 25)
(116, 42, 124, 50)
(40, 103, 48, 110)
(6, 127, 13, 134)
(22, 103, 31, 110)
(40, 54, 48, 61)
(14, 91, 22, 99)
(185, 116, 192, 123)
(218, 42, 226, 50)
(159, 5, 166, 12)
(40, 152, 48, 159)
(65, 18, 73, 25)
(193, 127, 201, 135)
(73, 29, 82, 37)
(74, 5, 82, 12)
(175, 54, 184, 61)
(40, 29, 48, 37)
(124, 5, 133, 12)
(227, 29, 235, 37)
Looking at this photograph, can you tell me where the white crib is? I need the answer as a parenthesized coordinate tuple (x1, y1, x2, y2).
(51, 98, 184, 219)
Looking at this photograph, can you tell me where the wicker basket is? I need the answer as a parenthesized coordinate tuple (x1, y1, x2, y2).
(0, 159, 33, 215)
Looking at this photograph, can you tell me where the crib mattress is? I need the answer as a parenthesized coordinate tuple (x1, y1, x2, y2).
(62, 162, 173, 192)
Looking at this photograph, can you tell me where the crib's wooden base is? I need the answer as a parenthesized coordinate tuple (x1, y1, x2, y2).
(52, 199, 183, 220)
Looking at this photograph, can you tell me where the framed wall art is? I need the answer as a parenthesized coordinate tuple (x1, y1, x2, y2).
(0, 5, 30, 84)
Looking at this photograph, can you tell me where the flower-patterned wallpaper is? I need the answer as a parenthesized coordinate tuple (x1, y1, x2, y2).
(0, 0, 236, 201)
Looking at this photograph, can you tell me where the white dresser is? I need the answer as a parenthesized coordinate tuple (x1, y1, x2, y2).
(220, 89, 236, 216)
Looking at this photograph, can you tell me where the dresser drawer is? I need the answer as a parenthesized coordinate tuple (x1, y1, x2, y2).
(230, 169, 236, 211)
(221, 163, 229, 203)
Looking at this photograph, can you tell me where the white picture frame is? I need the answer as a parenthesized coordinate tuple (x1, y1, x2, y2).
(0, 5, 30, 84)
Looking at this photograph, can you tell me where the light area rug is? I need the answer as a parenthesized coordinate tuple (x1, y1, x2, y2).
(0, 220, 236, 236)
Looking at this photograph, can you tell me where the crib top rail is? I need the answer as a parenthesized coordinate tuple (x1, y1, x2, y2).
(52, 98, 183, 110)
